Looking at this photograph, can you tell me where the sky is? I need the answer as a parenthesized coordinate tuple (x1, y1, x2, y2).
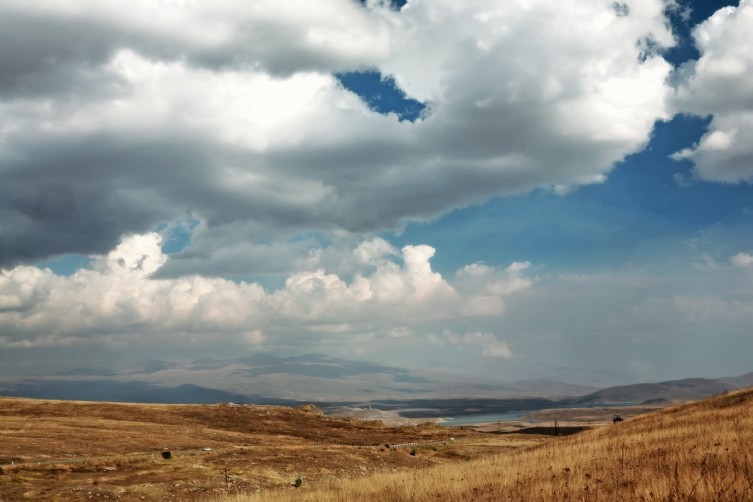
(1, 0, 752, 386)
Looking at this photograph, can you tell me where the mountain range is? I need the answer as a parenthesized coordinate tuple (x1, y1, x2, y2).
(0, 354, 592, 403)
(1, 354, 751, 414)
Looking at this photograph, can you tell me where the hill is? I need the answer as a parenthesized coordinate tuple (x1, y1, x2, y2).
(0, 396, 530, 501)
(0, 380, 258, 404)
(570, 372, 753, 404)
(225, 386, 753, 501)
(3, 387, 752, 501)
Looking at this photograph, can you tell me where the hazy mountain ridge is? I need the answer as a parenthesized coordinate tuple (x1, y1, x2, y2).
(195, 355, 596, 400)
(570, 372, 753, 404)
(1, 355, 750, 411)
(0, 354, 595, 403)
(0, 379, 289, 405)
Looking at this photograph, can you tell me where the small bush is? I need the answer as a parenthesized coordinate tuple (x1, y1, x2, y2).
(293, 476, 303, 488)
(297, 404, 324, 416)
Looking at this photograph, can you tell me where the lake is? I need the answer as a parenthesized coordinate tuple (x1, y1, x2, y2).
(437, 402, 637, 426)
(439, 410, 529, 426)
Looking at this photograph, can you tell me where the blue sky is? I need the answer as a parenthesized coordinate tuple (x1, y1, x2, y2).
(336, 0, 750, 278)
(1, 0, 752, 386)
(396, 113, 752, 275)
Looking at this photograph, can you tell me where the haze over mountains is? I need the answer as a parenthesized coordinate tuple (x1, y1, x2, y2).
(569, 373, 753, 405)
(1, 354, 751, 413)
(0, 354, 593, 403)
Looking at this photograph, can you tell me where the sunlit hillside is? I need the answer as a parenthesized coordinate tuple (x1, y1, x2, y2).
(0, 398, 476, 500)
(225, 388, 753, 501)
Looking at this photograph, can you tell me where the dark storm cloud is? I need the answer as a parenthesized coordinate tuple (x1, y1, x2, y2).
(0, 133, 215, 266)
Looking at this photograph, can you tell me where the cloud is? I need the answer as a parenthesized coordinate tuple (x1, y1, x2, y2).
(672, 0, 753, 182)
(478, 263, 753, 382)
(3, 231, 753, 383)
(441, 330, 512, 358)
(455, 261, 533, 316)
(353, 237, 398, 265)
(0, 233, 530, 353)
(730, 252, 753, 268)
(0, 0, 676, 271)
(0, 0, 389, 98)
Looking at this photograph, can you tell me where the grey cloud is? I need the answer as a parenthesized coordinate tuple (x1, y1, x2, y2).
(0, 1, 386, 100)
(155, 229, 326, 279)
(0, 11, 121, 98)
(0, 133, 215, 266)
(0, 1, 676, 272)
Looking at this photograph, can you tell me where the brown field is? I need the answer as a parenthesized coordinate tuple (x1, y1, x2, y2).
(521, 404, 667, 423)
(0, 398, 543, 501)
(468, 405, 664, 434)
(218, 387, 753, 501)
(3, 388, 751, 502)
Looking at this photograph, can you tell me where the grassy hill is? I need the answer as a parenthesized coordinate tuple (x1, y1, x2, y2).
(2, 387, 751, 501)
(569, 373, 753, 404)
(223, 387, 753, 501)
(0, 397, 507, 500)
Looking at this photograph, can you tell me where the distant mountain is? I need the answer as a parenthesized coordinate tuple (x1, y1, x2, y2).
(496, 379, 597, 398)
(6, 354, 746, 407)
(0, 380, 257, 404)
(570, 373, 753, 405)
(716, 372, 753, 389)
(1, 359, 751, 419)
(233, 354, 431, 381)
(0, 354, 595, 403)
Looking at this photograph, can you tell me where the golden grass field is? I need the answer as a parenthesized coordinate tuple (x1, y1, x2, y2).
(2, 387, 751, 501)
(0, 398, 539, 501)
(220, 387, 753, 502)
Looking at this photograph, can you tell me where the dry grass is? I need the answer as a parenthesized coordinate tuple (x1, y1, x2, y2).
(4, 389, 751, 501)
(220, 387, 753, 502)
(0, 397, 501, 501)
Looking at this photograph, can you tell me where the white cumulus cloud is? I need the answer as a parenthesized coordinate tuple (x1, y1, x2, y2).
(0, 233, 531, 354)
(672, 0, 753, 182)
(730, 252, 753, 268)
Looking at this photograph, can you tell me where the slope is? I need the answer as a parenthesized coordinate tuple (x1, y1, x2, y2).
(233, 387, 753, 501)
